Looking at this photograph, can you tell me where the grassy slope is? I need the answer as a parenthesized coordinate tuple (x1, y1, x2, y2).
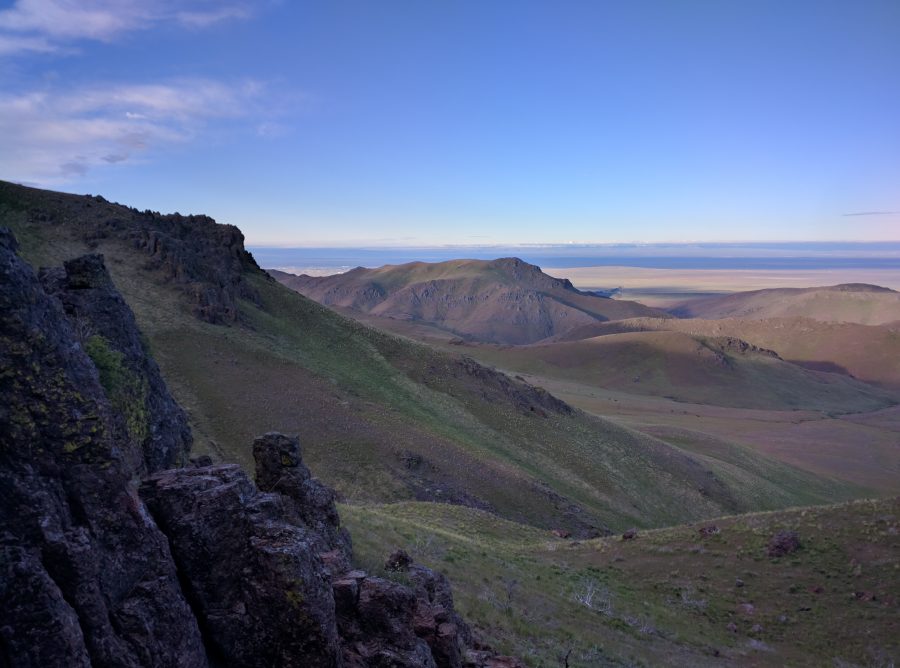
(456, 330, 896, 413)
(297, 283, 900, 496)
(431, 320, 899, 495)
(2, 181, 861, 534)
(555, 317, 900, 390)
(343, 497, 900, 668)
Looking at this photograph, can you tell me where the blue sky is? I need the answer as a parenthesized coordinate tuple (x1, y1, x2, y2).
(1, 1, 899, 245)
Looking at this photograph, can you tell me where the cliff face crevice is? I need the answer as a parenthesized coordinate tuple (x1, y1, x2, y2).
(1, 227, 521, 668)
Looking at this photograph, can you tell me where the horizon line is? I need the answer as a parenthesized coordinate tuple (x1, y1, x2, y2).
(246, 240, 900, 250)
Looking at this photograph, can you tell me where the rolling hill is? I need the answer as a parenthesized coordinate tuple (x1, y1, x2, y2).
(672, 283, 900, 324)
(270, 258, 666, 344)
(554, 316, 900, 390)
(466, 330, 896, 412)
(2, 179, 867, 539)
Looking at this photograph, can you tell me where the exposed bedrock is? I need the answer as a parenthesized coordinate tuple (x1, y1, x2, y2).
(0, 227, 207, 667)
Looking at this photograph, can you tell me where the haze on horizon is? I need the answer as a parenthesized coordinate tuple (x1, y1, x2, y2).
(1, 1, 898, 246)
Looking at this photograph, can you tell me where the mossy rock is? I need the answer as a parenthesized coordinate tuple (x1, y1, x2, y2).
(85, 335, 149, 444)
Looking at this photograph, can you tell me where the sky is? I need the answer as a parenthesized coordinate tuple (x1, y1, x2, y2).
(1, 0, 899, 246)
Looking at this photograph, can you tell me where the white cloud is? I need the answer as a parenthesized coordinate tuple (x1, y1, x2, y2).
(0, 78, 267, 184)
(175, 6, 252, 28)
(0, 0, 256, 52)
(0, 33, 60, 54)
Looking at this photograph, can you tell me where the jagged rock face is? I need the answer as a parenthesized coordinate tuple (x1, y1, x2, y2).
(0, 227, 207, 667)
(335, 571, 438, 667)
(143, 432, 519, 668)
(39, 253, 192, 474)
(253, 431, 353, 571)
(140, 464, 342, 667)
(0, 180, 261, 325)
(134, 213, 262, 324)
(410, 566, 474, 667)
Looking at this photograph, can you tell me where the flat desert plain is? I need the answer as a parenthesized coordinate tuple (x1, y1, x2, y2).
(543, 265, 900, 307)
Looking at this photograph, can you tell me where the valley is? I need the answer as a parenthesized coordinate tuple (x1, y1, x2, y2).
(276, 264, 900, 498)
(2, 180, 898, 667)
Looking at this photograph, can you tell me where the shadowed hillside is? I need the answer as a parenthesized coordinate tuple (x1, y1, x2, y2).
(270, 258, 666, 344)
(672, 283, 900, 325)
(1, 179, 864, 539)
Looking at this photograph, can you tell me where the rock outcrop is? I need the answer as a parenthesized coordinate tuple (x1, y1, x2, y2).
(0, 227, 207, 667)
(767, 529, 801, 558)
(1, 227, 521, 667)
(0, 180, 261, 324)
(132, 212, 262, 324)
(39, 253, 192, 474)
(140, 464, 342, 667)
(252, 431, 353, 569)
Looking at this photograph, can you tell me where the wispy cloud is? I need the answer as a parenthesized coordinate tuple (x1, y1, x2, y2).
(0, 78, 270, 184)
(0, 0, 256, 53)
(175, 6, 253, 28)
(842, 211, 897, 217)
(0, 33, 60, 55)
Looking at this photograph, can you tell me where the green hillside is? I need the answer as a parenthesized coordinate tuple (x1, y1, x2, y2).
(343, 496, 900, 667)
(0, 180, 867, 536)
(672, 283, 900, 325)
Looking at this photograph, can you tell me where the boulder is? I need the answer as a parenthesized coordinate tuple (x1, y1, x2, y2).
(252, 431, 353, 571)
(767, 530, 801, 558)
(140, 464, 341, 667)
(386, 549, 414, 572)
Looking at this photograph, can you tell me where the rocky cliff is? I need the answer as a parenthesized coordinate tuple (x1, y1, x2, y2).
(0, 181, 261, 324)
(38, 253, 192, 474)
(0, 227, 206, 666)
(0, 227, 520, 667)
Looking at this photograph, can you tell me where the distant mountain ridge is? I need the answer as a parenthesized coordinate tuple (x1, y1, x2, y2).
(672, 283, 900, 324)
(271, 257, 666, 344)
